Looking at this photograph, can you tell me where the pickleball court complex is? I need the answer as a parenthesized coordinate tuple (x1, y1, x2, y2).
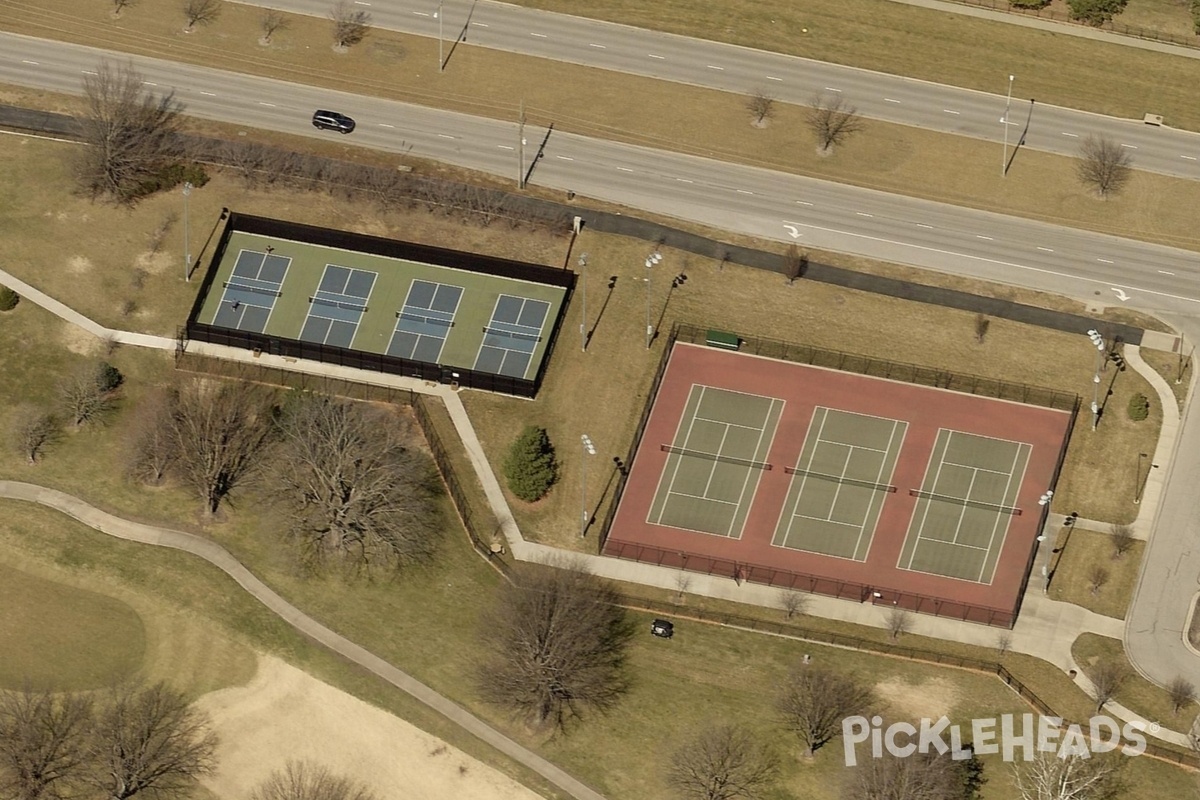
(604, 339, 1077, 627)
(185, 213, 573, 397)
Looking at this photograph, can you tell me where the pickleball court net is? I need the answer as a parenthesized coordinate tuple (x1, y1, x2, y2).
(660, 444, 772, 471)
(908, 489, 1022, 516)
(310, 295, 368, 313)
(482, 326, 542, 343)
(224, 281, 282, 297)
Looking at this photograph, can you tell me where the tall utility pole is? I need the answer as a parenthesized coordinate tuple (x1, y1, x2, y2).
(580, 434, 596, 538)
(1002, 74, 1014, 177)
(1087, 329, 1105, 430)
(579, 252, 589, 352)
(517, 101, 526, 189)
(436, 0, 444, 72)
(182, 181, 193, 282)
(644, 251, 661, 349)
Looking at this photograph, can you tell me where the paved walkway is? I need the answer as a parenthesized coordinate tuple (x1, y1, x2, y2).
(0, 480, 608, 800)
(2, 263, 1196, 748)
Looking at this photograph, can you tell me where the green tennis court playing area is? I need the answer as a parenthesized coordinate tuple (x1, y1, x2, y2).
(194, 221, 568, 385)
(647, 386, 783, 538)
(898, 430, 1031, 584)
(772, 408, 906, 562)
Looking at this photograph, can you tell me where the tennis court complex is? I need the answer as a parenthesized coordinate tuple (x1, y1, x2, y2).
(898, 430, 1031, 584)
(605, 342, 1075, 628)
(773, 408, 906, 562)
(188, 214, 572, 396)
(647, 386, 783, 538)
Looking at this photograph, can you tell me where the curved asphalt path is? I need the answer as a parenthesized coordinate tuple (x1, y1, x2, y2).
(0, 480, 607, 800)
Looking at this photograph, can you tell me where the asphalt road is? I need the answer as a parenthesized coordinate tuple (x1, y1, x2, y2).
(240, 0, 1200, 179)
(4, 32, 1200, 318)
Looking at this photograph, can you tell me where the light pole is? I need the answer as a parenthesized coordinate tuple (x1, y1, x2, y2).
(1087, 329, 1105, 430)
(580, 434, 596, 537)
(1037, 490, 1054, 592)
(1134, 452, 1149, 504)
(1002, 74, 1014, 177)
(645, 251, 662, 349)
(182, 181, 193, 282)
(579, 252, 589, 352)
(435, 0, 444, 72)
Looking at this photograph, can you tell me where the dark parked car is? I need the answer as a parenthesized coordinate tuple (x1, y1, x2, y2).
(650, 619, 674, 639)
(312, 110, 356, 134)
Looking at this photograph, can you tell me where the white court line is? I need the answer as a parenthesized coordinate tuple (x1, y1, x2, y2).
(666, 490, 738, 506)
(694, 414, 768, 431)
(725, 398, 780, 537)
(976, 444, 1024, 582)
(650, 385, 708, 525)
(947, 466, 980, 547)
(904, 429, 951, 570)
(702, 423, 733, 497)
(942, 459, 1013, 475)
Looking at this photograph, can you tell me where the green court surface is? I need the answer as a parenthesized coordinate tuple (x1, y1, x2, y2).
(772, 408, 907, 561)
(898, 430, 1031, 584)
(198, 231, 566, 380)
(647, 386, 783, 538)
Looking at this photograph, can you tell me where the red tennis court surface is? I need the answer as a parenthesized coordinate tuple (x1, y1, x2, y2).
(603, 343, 1076, 627)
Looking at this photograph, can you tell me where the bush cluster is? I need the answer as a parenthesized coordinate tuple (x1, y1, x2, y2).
(1066, 0, 1127, 26)
(1127, 393, 1150, 421)
(130, 162, 210, 200)
(0, 285, 18, 312)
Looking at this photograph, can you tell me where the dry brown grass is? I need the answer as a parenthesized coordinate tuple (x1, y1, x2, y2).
(1047, 527, 1145, 618)
(5, 0, 1200, 253)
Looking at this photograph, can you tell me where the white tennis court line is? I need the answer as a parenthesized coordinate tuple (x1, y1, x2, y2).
(667, 490, 739, 506)
(941, 459, 1014, 476)
(694, 414, 770, 432)
(975, 442, 1029, 583)
(648, 385, 708, 526)
(727, 397, 782, 537)
(905, 429, 951, 571)
(702, 423, 734, 497)
(790, 511, 862, 529)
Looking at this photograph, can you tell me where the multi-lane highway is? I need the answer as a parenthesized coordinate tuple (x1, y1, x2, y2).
(219, 0, 1200, 179)
(2, 32, 1198, 318)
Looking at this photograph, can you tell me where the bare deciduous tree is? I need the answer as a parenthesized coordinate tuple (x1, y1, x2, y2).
(182, 0, 221, 30)
(996, 631, 1012, 657)
(1087, 564, 1110, 596)
(330, 1, 371, 48)
(844, 750, 983, 800)
(251, 760, 378, 800)
(807, 93, 863, 153)
(1168, 676, 1196, 715)
(476, 561, 634, 731)
(273, 393, 441, 572)
(111, 0, 137, 15)
(1077, 135, 1132, 199)
(1109, 523, 1135, 559)
(58, 362, 120, 427)
(85, 682, 217, 800)
(1088, 659, 1129, 712)
(1011, 752, 1124, 800)
(0, 686, 93, 800)
(745, 90, 776, 127)
(259, 9, 289, 43)
(126, 388, 178, 485)
(779, 589, 808, 620)
(674, 570, 693, 602)
(885, 606, 912, 639)
(783, 244, 807, 285)
(974, 314, 990, 344)
(777, 665, 875, 757)
(165, 379, 274, 514)
(11, 408, 58, 464)
(668, 724, 779, 800)
(76, 61, 183, 202)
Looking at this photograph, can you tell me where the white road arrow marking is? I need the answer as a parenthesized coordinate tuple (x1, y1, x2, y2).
(1111, 288, 1130, 302)
(783, 224, 801, 239)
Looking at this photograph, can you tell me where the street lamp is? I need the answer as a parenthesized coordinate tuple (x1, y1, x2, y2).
(645, 251, 662, 349)
(1134, 452, 1149, 504)
(579, 252, 589, 352)
(1002, 74, 1014, 177)
(182, 181, 193, 282)
(1037, 491, 1054, 592)
(580, 434, 596, 537)
(1087, 329, 1105, 430)
(435, 0, 444, 72)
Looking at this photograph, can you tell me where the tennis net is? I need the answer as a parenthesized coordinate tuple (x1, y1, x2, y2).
(311, 295, 367, 313)
(660, 444, 772, 471)
(783, 468, 896, 493)
(908, 489, 1022, 516)
(224, 281, 281, 298)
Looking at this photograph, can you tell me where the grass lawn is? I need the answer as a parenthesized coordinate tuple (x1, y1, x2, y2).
(1073, 634, 1200, 732)
(1139, 346, 1193, 410)
(5, 4, 1200, 256)
(0, 560, 146, 689)
(1047, 528, 1145, 619)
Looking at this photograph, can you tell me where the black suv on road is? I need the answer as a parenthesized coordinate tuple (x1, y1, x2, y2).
(311, 110, 356, 134)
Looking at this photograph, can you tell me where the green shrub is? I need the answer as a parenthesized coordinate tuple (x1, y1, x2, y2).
(130, 162, 210, 199)
(1010, 0, 1050, 8)
(1067, 0, 1127, 25)
(0, 285, 18, 312)
(96, 362, 124, 393)
(1192, 0, 1200, 33)
(503, 426, 559, 502)
(1127, 393, 1150, 421)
